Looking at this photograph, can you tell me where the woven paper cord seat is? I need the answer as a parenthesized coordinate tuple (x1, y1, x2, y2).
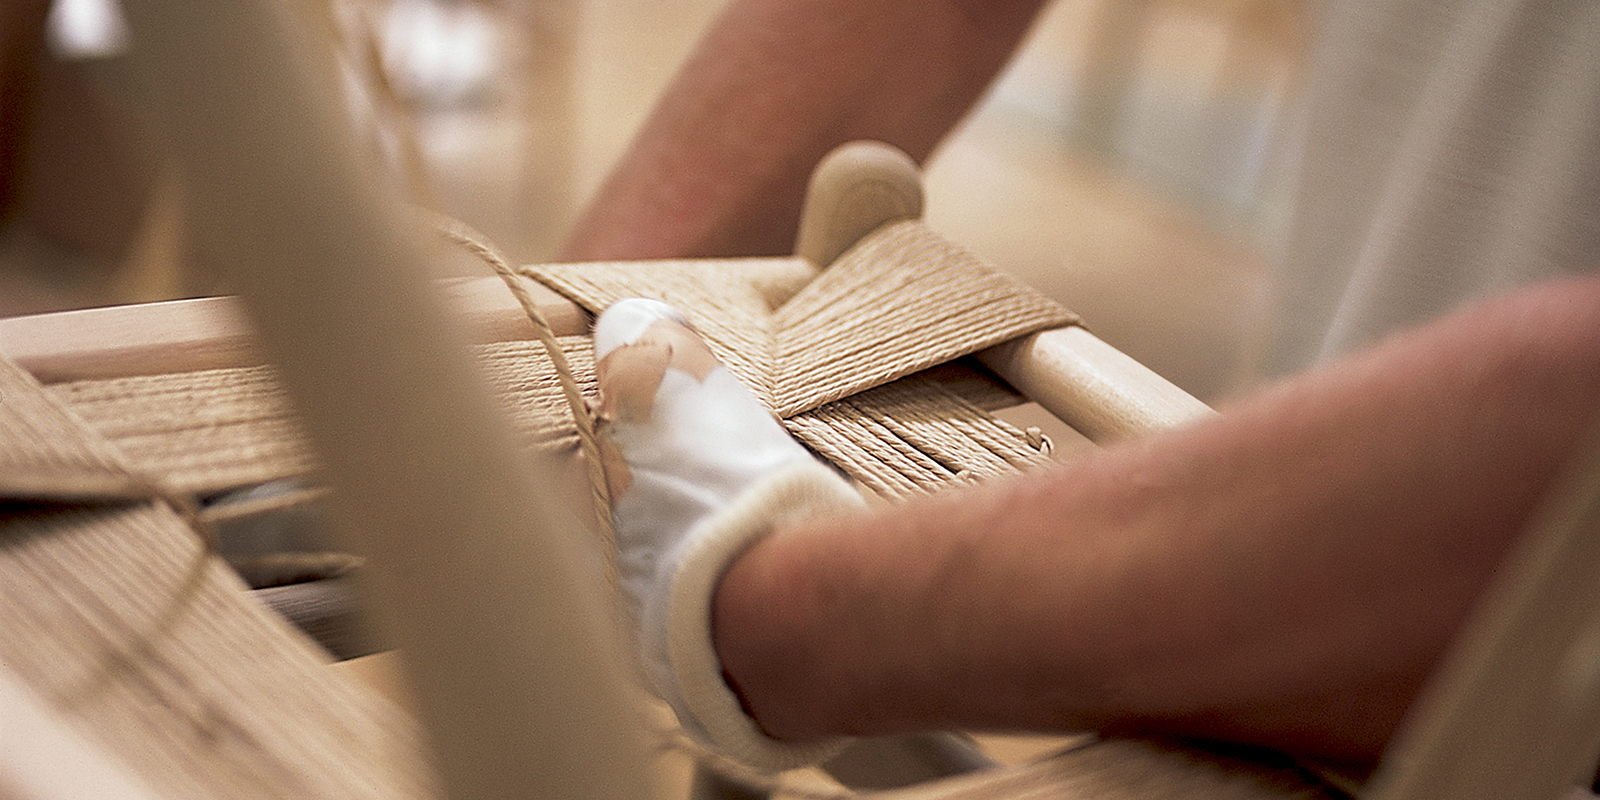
(0, 355, 436, 799)
(2, 204, 1359, 800)
(31, 219, 1075, 504)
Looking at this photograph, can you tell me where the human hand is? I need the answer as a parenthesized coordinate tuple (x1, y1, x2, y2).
(593, 298, 861, 770)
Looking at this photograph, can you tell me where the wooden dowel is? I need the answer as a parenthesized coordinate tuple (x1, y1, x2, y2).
(1, 279, 1212, 450)
(0, 296, 262, 384)
(794, 141, 923, 269)
(978, 325, 1214, 443)
(0, 275, 588, 383)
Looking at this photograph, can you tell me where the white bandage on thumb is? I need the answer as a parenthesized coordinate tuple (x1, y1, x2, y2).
(595, 298, 860, 771)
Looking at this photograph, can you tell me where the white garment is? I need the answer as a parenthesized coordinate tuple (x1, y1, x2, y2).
(1256, 0, 1600, 377)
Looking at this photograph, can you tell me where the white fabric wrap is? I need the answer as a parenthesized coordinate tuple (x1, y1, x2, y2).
(654, 459, 859, 771)
(599, 298, 860, 770)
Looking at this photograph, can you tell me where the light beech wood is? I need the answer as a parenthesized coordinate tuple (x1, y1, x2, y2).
(115, 1, 651, 799)
(795, 141, 925, 269)
(0, 273, 1212, 450)
(978, 325, 1216, 443)
(0, 274, 585, 383)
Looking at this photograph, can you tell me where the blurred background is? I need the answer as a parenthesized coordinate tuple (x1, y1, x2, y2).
(0, 0, 1306, 401)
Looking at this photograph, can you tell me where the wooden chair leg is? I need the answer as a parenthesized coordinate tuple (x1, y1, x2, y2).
(794, 140, 924, 269)
(116, 1, 651, 797)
